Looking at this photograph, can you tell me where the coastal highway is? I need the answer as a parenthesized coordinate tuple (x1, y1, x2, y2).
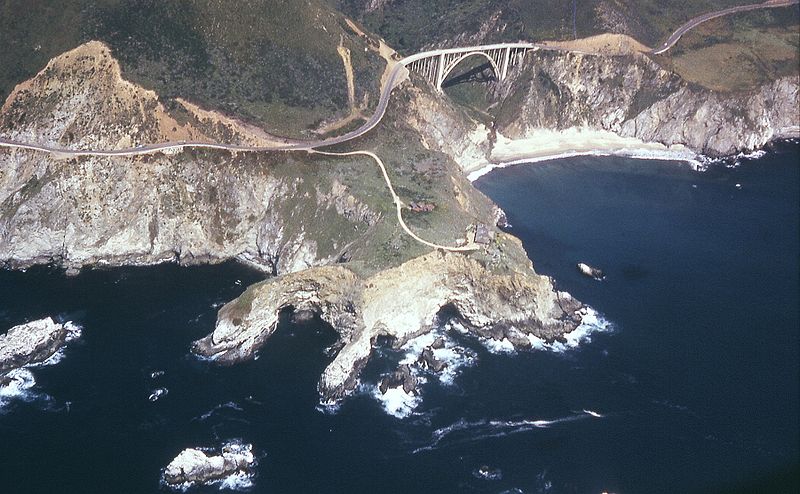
(0, 52, 412, 157)
(2, 0, 798, 154)
(0, 42, 555, 157)
(1, 4, 796, 250)
(0, 54, 483, 252)
(651, 0, 799, 55)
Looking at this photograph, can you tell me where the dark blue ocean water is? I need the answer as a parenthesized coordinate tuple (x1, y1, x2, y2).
(0, 143, 797, 493)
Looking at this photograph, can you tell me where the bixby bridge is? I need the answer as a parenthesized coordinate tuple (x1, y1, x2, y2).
(401, 43, 540, 92)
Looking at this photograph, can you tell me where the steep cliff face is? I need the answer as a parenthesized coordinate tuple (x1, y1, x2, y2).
(0, 43, 385, 274)
(1, 41, 583, 407)
(494, 51, 799, 156)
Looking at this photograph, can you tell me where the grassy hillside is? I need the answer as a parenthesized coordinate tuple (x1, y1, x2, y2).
(0, 0, 385, 137)
(336, 0, 798, 92)
(657, 7, 800, 92)
(334, 0, 791, 51)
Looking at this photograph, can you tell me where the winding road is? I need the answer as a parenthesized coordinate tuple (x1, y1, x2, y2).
(651, 0, 799, 55)
(0, 53, 481, 251)
(312, 150, 479, 252)
(1, 1, 797, 251)
(0, 58, 409, 157)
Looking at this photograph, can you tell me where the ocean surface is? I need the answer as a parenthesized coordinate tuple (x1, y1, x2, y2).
(0, 143, 797, 493)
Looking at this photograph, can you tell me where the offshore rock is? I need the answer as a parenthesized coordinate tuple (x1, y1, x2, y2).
(193, 237, 583, 404)
(418, 347, 447, 372)
(0, 317, 67, 377)
(577, 262, 604, 281)
(379, 364, 417, 395)
(163, 442, 254, 487)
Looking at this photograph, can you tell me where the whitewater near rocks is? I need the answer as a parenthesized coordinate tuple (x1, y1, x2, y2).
(193, 246, 585, 406)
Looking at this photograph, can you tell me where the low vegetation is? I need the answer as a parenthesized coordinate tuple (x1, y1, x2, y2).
(334, 0, 760, 52)
(657, 8, 800, 92)
(0, 0, 385, 137)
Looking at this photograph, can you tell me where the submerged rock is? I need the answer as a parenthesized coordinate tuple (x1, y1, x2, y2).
(577, 262, 604, 281)
(163, 441, 254, 487)
(0, 318, 68, 377)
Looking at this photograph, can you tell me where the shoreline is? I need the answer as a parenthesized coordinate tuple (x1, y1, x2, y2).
(466, 128, 800, 182)
(466, 127, 702, 181)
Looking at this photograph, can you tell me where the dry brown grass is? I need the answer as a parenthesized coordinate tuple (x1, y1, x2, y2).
(655, 14, 799, 92)
(541, 33, 651, 56)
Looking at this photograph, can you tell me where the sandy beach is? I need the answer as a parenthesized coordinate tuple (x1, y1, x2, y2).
(466, 127, 702, 181)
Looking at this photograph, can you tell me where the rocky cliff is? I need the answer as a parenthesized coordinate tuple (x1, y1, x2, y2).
(0, 42, 582, 406)
(4, 34, 794, 407)
(492, 50, 799, 157)
(194, 245, 582, 403)
(386, 50, 798, 178)
(0, 43, 390, 274)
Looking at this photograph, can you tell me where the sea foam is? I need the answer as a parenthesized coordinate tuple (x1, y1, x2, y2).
(415, 410, 605, 453)
(372, 385, 421, 419)
(479, 307, 613, 355)
(0, 368, 37, 410)
(1, 321, 82, 412)
(370, 328, 477, 418)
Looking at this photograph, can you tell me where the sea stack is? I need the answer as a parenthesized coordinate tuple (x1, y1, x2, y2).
(0, 318, 68, 379)
(577, 262, 605, 281)
(163, 442, 255, 487)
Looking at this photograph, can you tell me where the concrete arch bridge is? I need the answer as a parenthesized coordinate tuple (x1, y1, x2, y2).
(401, 43, 540, 92)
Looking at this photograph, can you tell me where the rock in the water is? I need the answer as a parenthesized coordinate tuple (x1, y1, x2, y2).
(148, 387, 168, 402)
(0, 318, 68, 376)
(163, 441, 254, 487)
(577, 262, 604, 280)
(419, 347, 447, 373)
(379, 364, 417, 395)
(196, 247, 584, 405)
(473, 465, 503, 481)
(430, 337, 446, 350)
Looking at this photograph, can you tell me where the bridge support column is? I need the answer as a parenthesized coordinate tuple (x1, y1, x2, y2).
(435, 53, 445, 92)
(501, 46, 511, 80)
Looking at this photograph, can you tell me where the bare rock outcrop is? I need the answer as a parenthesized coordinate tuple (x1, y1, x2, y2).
(0, 318, 67, 378)
(162, 442, 254, 487)
(495, 51, 799, 157)
(193, 236, 582, 404)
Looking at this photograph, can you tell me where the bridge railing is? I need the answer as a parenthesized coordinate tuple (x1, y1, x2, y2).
(399, 42, 540, 66)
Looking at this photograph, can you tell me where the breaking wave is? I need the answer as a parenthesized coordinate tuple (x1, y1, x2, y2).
(0, 321, 82, 412)
(369, 308, 612, 418)
(414, 410, 605, 453)
(479, 307, 614, 355)
(369, 329, 478, 418)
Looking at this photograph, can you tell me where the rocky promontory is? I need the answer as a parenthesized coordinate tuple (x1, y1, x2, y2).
(193, 239, 583, 404)
(2, 32, 797, 411)
(0, 318, 69, 381)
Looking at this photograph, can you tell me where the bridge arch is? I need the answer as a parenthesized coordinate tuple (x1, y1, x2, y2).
(402, 43, 538, 94)
(439, 51, 500, 91)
